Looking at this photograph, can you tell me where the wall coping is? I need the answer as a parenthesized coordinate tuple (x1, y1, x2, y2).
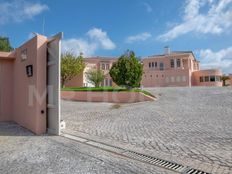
(61, 91, 155, 103)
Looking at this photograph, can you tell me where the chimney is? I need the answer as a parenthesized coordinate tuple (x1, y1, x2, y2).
(164, 46, 171, 55)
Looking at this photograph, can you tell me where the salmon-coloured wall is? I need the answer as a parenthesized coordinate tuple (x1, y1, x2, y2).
(138, 53, 196, 87)
(12, 35, 47, 134)
(0, 35, 47, 135)
(192, 69, 222, 87)
(230, 74, 232, 86)
(0, 59, 14, 121)
(65, 73, 83, 87)
(61, 91, 154, 103)
(141, 69, 191, 87)
(65, 57, 118, 87)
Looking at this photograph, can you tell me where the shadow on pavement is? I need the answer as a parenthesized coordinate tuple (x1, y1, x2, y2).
(0, 122, 39, 136)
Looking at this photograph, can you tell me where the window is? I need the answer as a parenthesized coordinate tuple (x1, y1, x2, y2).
(176, 76, 180, 82)
(149, 62, 151, 68)
(155, 62, 157, 67)
(160, 62, 164, 70)
(170, 59, 174, 68)
(171, 76, 175, 82)
(156, 74, 158, 78)
(105, 79, 108, 86)
(152, 62, 154, 67)
(210, 76, 215, 82)
(101, 63, 105, 70)
(106, 64, 110, 70)
(200, 76, 204, 82)
(182, 76, 187, 82)
(205, 76, 209, 82)
(215, 76, 221, 82)
(177, 59, 181, 67)
(109, 79, 113, 86)
(165, 77, 169, 83)
(150, 75, 152, 77)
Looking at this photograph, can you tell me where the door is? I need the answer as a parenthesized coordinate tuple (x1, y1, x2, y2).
(47, 32, 63, 135)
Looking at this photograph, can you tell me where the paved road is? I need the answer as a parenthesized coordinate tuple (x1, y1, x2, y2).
(0, 122, 171, 174)
(62, 87, 232, 174)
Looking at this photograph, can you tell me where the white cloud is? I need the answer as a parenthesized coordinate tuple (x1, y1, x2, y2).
(62, 28, 116, 56)
(199, 47, 232, 74)
(87, 28, 116, 50)
(0, 0, 48, 25)
(143, 2, 152, 13)
(24, 3, 48, 18)
(125, 32, 152, 43)
(157, 0, 232, 41)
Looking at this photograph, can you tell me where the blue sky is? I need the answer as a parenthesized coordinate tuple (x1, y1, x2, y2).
(0, 0, 232, 73)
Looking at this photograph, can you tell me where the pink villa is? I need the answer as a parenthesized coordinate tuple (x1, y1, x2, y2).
(142, 47, 222, 87)
(66, 47, 223, 87)
(65, 56, 118, 87)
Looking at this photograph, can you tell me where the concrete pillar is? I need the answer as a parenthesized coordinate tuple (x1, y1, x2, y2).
(188, 59, 191, 69)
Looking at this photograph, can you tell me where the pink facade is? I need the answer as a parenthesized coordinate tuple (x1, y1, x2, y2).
(65, 57, 117, 87)
(141, 51, 222, 87)
(192, 69, 222, 87)
(66, 50, 222, 88)
(141, 52, 197, 87)
(0, 35, 47, 134)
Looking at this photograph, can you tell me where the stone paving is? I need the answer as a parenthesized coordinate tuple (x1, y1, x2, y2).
(62, 87, 232, 174)
(0, 122, 172, 174)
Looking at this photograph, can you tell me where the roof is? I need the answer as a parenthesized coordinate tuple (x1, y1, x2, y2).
(145, 51, 197, 61)
(0, 51, 16, 60)
(84, 56, 118, 62)
(84, 51, 198, 62)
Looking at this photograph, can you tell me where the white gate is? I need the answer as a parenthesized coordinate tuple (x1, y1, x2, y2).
(47, 32, 63, 135)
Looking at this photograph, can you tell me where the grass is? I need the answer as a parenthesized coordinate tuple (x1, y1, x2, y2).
(62, 87, 155, 98)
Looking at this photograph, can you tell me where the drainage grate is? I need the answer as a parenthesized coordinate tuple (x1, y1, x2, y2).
(123, 150, 186, 173)
(61, 133, 88, 143)
(62, 133, 211, 174)
(86, 141, 125, 154)
(183, 168, 210, 174)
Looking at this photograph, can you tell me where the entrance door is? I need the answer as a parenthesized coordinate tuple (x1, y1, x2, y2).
(47, 32, 63, 135)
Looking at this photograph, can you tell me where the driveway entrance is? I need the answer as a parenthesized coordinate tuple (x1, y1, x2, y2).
(0, 33, 62, 135)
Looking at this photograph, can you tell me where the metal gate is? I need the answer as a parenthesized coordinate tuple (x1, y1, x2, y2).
(47, 32, 63, 135)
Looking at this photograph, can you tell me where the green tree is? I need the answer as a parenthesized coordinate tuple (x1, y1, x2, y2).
(221, 75, 230, 86)
(109, 50, 143, 89)
(0, 37, 13, 52)
(86, 69, 105, 87)
(61, 52, 85, 87)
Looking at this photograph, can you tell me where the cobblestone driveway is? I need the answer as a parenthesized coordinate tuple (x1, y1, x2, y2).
(0, 123, 171, 174)
(62, 87, 232, 174)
